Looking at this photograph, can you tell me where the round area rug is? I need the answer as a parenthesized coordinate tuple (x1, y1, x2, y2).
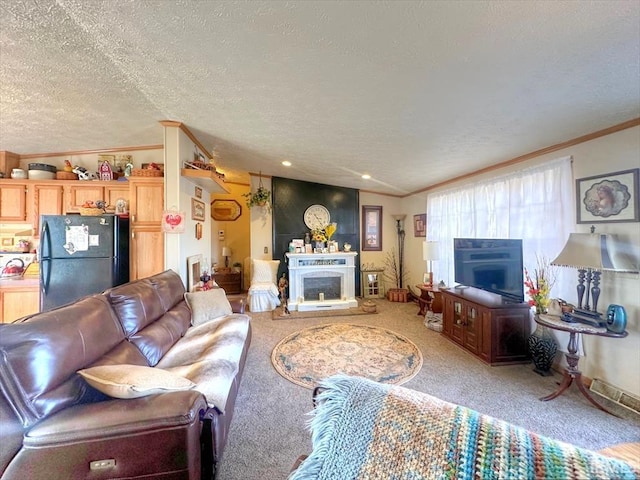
(271, 323, 423, 389)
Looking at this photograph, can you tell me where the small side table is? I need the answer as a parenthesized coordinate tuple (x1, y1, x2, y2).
(212, 271, 242, 294)
(535, 314, 628, 415)
(416, 285, 443, 316)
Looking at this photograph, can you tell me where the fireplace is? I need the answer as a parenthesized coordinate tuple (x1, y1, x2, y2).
(286, 252, 358, 311)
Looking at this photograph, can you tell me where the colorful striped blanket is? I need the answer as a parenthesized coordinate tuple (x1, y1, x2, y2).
(289, 375, 639, 480)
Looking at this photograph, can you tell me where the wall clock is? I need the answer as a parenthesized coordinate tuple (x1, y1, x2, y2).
(304, 204, 330, 230)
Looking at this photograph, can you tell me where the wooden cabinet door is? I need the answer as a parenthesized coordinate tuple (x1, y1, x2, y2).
(129, 178, 163, 225)
(104, 184, 130, 211)
(442, 296, 454, 336)
(29, 183, 65, 235)
(463, 304, 480, 354)
(0, 182, 28, 221)
(130, 227, 164, 280)
(65, 184, 105, 212)
(1, 288, 40, 323)
(451, 300, 464, 345)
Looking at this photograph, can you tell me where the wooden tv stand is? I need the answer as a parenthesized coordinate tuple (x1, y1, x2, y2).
(441, 287, 531, 365)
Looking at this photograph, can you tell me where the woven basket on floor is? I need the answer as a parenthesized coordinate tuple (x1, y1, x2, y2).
(131, 168, 163, 177)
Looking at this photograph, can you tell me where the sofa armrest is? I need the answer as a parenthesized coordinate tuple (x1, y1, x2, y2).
(3, 391, 208, 480)
(25, 390, 207, 445)
(229, 297, 245, 314)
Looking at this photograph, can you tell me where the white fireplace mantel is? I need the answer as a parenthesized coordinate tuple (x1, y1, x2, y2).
(285, 252, 358, 312)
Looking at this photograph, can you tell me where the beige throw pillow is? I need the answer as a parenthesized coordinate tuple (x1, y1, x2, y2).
(184, 288, 233, 326)
(77, 364, 195, 399)
(251, 259, 280, 283)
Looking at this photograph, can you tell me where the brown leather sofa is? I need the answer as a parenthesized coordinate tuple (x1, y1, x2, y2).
(0, 270, 251, 480)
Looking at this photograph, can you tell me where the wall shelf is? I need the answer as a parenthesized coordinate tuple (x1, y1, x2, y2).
(181, 169, 230, 193)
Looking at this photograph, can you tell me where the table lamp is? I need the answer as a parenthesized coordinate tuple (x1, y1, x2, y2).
(551, 228, 637, 324)
(422, 241, 439, 286)
(222, 247, 232, 269)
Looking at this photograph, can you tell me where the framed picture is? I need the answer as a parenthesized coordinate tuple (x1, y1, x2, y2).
(576, 168, 639, 223)
(191, 198, 205, 221)
(362, 205, 382, 251)
(414, 214, 426, 237)
(211, 199, 242, 221)
(195, 186, 202, 199)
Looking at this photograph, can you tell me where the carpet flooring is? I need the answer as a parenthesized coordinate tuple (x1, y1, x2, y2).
(217, 299, 640, 480)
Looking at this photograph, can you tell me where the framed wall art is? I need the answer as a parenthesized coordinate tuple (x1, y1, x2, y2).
(191, 198, 205, 221)
(362, 205, 382, 251)
(576, 168, 639, 223)
(414, 214, 426, 237)
(211, 199, 242, 221)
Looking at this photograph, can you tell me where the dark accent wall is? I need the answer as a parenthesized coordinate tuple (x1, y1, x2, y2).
(272, 177, 361, 294)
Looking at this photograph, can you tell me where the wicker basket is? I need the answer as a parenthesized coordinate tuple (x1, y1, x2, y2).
(131, 168, 163, 177)
(79, 207, 104, 216)
(56, 171, 78, 180)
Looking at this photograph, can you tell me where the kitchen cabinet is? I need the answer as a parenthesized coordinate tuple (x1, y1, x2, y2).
(0, 182, 28, 222)
(0, 281, 39, 323)
(128, 177, 164, 280)
(65, 183, 107, 213)
(28, 183, 65, 235)
(442, 287, 531, 365)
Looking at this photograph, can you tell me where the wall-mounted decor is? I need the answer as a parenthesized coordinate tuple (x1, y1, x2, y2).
(195, 186, 202, 199)
(195, 222, 203, 240)
(191, 198, 205, 221)
(211, 199, 242, 221)
(414, 214, 426, 237)
(362, 205, 383, 251)
(576, 168, 639, 223)
(162, 209, 185, 233)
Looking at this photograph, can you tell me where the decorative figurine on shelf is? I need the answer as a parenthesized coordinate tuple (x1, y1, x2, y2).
(278, 273, 290, 316)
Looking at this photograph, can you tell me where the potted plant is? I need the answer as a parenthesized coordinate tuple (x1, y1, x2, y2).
(242, 185, 271, 210)
(232, 261, 242, 273)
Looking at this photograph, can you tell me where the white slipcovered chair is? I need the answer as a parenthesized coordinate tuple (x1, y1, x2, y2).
(245, 258, 281, 312)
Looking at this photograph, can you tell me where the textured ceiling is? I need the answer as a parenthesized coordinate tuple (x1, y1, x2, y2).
(1, 1, 639, 195)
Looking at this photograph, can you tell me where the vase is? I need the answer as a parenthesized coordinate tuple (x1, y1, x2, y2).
(528, 323, 557, 376)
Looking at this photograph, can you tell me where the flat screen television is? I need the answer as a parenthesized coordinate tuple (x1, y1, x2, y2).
(453, 238, 524, 303)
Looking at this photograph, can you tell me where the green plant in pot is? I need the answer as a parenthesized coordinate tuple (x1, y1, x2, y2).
(243, 186, 271, 209)
(232, 261, 242, 273)
(242, 172, 271, 211)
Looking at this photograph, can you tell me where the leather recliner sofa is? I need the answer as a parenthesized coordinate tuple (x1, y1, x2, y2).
(0, 269, 251, 479)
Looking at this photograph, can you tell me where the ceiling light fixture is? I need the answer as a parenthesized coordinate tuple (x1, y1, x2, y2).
(282, 161, 291, 167)
(362, 174, 371, 179)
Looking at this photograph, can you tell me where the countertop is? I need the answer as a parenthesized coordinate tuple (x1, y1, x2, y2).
(0, 276, 39, 289)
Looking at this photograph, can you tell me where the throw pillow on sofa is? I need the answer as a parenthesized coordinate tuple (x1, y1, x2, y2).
(184, 288, 233, 326)
(77, 364, 195, 399)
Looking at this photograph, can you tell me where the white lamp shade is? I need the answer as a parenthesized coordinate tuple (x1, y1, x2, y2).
(222, 247, 231, 257)
(422, 241, 440, 261)
(551, 233, 638, 272)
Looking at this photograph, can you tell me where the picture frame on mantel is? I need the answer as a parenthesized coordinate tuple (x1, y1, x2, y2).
(362, 205, 382, 251)
(576, 168, 639, 223)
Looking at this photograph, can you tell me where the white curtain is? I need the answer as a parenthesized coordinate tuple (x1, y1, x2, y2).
(426, 156, 573, 296)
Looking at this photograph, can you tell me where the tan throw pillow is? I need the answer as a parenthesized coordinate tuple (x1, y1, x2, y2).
(77, 365, 195, 399)
(251, 259, 280, 283)
(184, 288, 233, 326)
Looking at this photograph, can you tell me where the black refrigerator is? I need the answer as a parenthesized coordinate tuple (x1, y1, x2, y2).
(40, 214, 129, 311)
